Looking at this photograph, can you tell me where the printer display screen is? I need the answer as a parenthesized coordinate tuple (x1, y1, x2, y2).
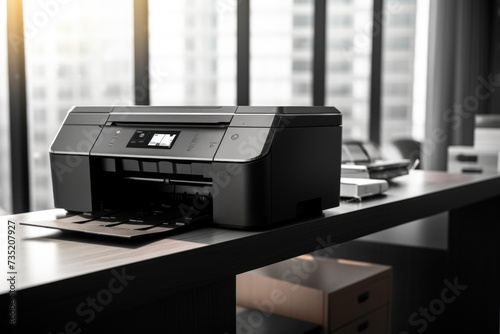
(127, 130, 180, 149)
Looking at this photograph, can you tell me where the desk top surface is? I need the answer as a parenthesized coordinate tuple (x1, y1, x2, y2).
(1, 170, 500, 297)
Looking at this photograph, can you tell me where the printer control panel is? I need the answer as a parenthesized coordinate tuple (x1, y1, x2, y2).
(126, 130, 180, 149)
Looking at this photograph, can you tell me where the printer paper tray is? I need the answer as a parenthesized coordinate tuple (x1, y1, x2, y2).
(20, 210, 210, 239)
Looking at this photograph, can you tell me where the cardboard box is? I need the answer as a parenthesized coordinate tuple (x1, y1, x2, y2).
(236, 255, 392, 333)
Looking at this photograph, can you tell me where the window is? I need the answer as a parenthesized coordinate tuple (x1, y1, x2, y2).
(33, 86, 46, 99)
(292, 60, 310, 71)
(386, 36, 412, 50)
(0, 8, 11, 214)
(381, 0, 421, 147)
(33, 108, 46, 123)
(149, 0, 236, 105)
(326, 0, 373, 141)
(293, 37, 311, 50)
(330, 15, 353, 27)
(385, 105, 409, 119)
(293, 82, 311, 95)
(24, 0, 134, 210)
(57, 64, 72, 77)
(293, 15, 312, 27)
(389, 13, 414, 26)
(57, 88, 73, 99)
(384, 82, 412, 95)
(251, 0, 314, 105)
(1, 0, 430, 213)
(329, 84, 352, 95)
(34, 130, 47, 144)
(328, 60, 352, 72)
(384, 59, 411, 73)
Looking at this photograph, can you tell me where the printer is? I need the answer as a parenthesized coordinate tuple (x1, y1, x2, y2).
(25, 106, 342, 238)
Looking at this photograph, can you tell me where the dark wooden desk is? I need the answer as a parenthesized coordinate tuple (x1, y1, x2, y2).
(1, 170, 499, 333)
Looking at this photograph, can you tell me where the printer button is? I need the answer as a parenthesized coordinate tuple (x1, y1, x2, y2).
(191, 163, 204, 176)
(142, 161, 158, 173)
(122, 159, 140, 171)
(176, 163, 191, 175)
(159, 161, 174, 174)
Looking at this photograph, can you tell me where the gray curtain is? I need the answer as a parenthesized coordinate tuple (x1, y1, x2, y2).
(423, 0, 491, 170)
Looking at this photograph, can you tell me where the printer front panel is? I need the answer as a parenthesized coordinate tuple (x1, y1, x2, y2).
(65, 125, 222, 217)
(90, 126, 225, 161)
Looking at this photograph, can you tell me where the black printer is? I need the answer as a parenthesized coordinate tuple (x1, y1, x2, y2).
(27, 106, 342, 238)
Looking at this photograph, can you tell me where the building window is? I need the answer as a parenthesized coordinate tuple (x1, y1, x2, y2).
(384, 82, 412, 95)
(58, 88, 73, 99)
(33, 108, 46, 123)
(329, 84, 352, 95)
(293, 15, 312, 27)
(104, 84, 122, 96)
(384, 105, 410, 119)
(386, 36, 412, 50)
(330, 15, 353, 27)
(293, 37, 312, 50)
(292, 60, 310, 71)
(250, 0, 314, 105)
(389, 13, 414, 26)
(149, 0, 236, 105)
(384, 59, 411, 73)
(326, 0, 373, 141)
(57, 65, 72, 78)
(293, 82, 310, 95)
(33, 130, 47, 143)
(328, 60, 352, 72)
(381, 0, 420, 147)
(328, 38, 353, 50)
(33, 87, 46, 99)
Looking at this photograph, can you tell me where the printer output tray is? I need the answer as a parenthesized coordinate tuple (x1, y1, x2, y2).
(20, 208, 210, 239)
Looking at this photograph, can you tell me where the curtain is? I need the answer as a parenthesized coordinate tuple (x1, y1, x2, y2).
(423, 0, 491, 170)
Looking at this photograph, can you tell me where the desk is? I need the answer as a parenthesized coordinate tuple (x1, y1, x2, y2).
(1, 170, 500, 333)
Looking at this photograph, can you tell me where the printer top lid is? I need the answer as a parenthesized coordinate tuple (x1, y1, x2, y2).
(65, 105, 342, 128)
(109, 105, 339, 115)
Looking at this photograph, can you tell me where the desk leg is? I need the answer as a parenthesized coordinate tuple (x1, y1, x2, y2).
(448, 195, 500, 332)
